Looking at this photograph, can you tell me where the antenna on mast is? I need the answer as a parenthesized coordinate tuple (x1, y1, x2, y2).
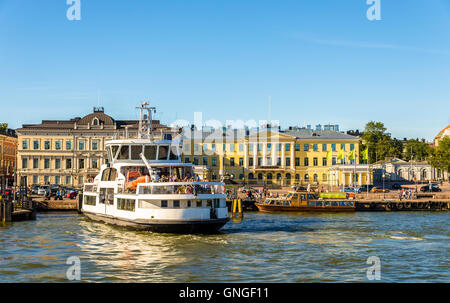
(137, 101, 156, 139)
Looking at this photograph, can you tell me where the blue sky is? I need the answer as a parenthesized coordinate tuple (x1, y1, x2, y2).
(0, 0, 449, 140)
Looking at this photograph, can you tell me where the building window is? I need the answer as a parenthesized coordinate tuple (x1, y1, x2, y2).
(55, 159, 61, 169)
(33, 140, 39, 150)
(212, 157, 217, 167)
(257, 144, 263, 152)
(92, 158, 98, 169)
(277, 157, 281, 166)
(304, 158, 309, 167)
(22, 158, 28, 169)
(322, 144, 327, 151)
(44, 140, 51, 150)
(66, 176, 72, 185)
(332, 144, 336, 152)
(193, 156, 199, 165)
(66, 140, 72, 150)
(55, 176, 61, 185)
(350, 144, 355, 151)
(22, 140, 29, 150)
(44, 158, 50, 169)
(79, 176, 84, 185)
(313, 144, 318, 152)
(277, 144, 282, 151)
(313, 158, 318, 166)
(203, 156, 208, 166)
(33, 176, 38, 184)
(184, 157, 190, 163)
(295, 158, 300, 167)
(230, 158, 235, 167)
(322, 158, 327, 166)
(33, 158, 39, 169)
(92, 118, 99, 126)
(341, 144, 345, 151)
(286, 158, 291, 166)
(92, 140, 99, 150)
(295, 144, 300, 152)
(230, 144, 235, 152)
(203, 144, 208, 153)
(314, 174, 319, 183)
(248, 144, 253, 152)
(332, 157, 337, 165)
(267, 143, 271, 150)
(79, 159, 85, 169)
(79, 141, 85, 151)
(66, 159, 72, 169)
(249, 158, 254, 166)
(193, 144, 199, 153)
(239, 158, 244, 166)
(257, 157, 262, 166)
(211, 144, 216, 152)
(44, 176, 50, 184)
(286, 144, 291, 152)
(304, 144, 309, 152)
(239, 144, 244, 152)
(55, 140, 62, 150)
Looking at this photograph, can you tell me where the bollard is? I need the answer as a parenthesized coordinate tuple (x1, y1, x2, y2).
(77, 193, 83, 213)
(231, 199, 243, 222)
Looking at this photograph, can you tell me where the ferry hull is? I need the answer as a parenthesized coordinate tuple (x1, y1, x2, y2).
(256, 204, 355, 212)
(82, 211, 230, 234)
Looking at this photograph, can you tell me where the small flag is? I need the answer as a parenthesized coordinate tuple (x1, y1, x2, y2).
(326, 151, 332, 162)
(337, 149, 344, 160)
(349, 150, 355, 160)
(362, 148, 368, 161)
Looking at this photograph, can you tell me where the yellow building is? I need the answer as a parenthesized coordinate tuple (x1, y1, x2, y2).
(182, 128, 371, 188)
(16, 107, 170, 187)
(0, 129, 18, 186)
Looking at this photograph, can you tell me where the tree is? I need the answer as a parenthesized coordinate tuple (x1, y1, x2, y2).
(0, 123, 7, 133)
(404, 139, 432, 161)
(361, 121, 403, 163)
(429, 137, 450, 173)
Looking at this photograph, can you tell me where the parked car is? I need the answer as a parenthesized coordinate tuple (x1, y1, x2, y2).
(371, 187, 390, 193)
(67, 191, 78, 199)
(38, 185, 50, 195)
(31, 185, 40, 194)
(391, 183, 402, 190)
(341, 187, 361, 193)
(420, 184, 442, 192)
(359, 185, 374, 192)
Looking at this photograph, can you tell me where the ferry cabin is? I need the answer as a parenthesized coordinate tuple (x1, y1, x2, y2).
(82, 140, 229, 233)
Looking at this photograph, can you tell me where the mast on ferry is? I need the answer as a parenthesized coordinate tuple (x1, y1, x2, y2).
(137, 102, 157, 139)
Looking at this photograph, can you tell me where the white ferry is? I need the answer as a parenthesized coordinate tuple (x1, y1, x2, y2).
(81, 103, 229, 233)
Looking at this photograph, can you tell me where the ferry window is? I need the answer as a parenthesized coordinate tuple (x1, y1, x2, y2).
(107, 189, 114, 205)
(214, 199, 220, 208)
(339, 202, 345, 206)
(84, 196, 96, 206)
(331, 201, 338, 206)
(187, 200, 191, 208)
(196, 200, 202, 207)
(117, 198, 136, 212)
(111, 145, 119, 159)
(300, 194, 306, 200)
(287, 194, 293, 199)
(158, 146, 169, 160)
(169, 147, 179, 160)
(118, 145, 129, 160)
(161, 200, 168, 208)
(316, 201, 323, 206)
(308, 201, 315, 207)
(324, 201, 331, 207)
(144, 145, 157, 160)
(131, 145, 142, 160)
(173, 200, 180, 208)
(206, 200, 212, 207)
(292, 194, 298, 200)
(101, 168, 117, 181)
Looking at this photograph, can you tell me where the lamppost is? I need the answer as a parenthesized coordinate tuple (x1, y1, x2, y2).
(382, 169, 386, 200)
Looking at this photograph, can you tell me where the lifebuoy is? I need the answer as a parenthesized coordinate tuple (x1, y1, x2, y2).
(397, 203, 403, 210)
(405, 203, 411, 209)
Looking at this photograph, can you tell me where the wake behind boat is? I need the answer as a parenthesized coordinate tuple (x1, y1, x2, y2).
(81, 103, 229, 233)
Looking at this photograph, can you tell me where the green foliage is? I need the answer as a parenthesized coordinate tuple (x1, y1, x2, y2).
(404, 139, 432, 161)
(429, 137, 450, 172)
(361, 121, 403, 163)
(0, 123, 7, 133)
